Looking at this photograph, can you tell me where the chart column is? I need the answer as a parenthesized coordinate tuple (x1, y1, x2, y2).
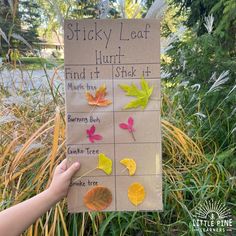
(112, 63, 162, 211)
(65, 64, 117, 212)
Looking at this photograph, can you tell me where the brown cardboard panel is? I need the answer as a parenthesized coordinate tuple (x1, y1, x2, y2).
(65, 19, 162, 212)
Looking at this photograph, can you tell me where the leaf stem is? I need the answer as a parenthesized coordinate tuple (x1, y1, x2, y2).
(71, 167, 97, 184)
(121, 167, 128, 173)
(131, 131, 136, 141)
(88, 105, 96, 115)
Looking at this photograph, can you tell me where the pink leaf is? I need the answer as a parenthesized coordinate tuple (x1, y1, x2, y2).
(128, 127, 135, 133)
(89, 136, 95, 143)
(87, 125, 95, 136)
(128, 117, 134, 126)
(91, 134, 103, 141)
(87, 125, 103, 143)
(90, 125, 96, 134)
(119, 123, 129, 130)
(86, 129, 91, 136)
(119, 117, 136, 141)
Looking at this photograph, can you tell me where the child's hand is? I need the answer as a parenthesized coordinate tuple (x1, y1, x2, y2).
(48, 159, 80, 201)
(0, 159, 80, 236)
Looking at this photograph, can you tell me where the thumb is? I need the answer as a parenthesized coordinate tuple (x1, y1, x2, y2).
(64, 162, 80, 179)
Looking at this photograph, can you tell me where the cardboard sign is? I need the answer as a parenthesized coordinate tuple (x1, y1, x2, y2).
(64, 19, 162, 212)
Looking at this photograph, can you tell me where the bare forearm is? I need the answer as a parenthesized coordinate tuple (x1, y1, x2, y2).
(0, 189, 59, 236)
(0, 160, 79, 236)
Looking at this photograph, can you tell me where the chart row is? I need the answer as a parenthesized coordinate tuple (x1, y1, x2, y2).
(67, 143, 161, 177)
(67, 111, 160, 144)
(65, 79, 160, 112)
(65, 63, 160, 80)
(68, 175, 162, 212)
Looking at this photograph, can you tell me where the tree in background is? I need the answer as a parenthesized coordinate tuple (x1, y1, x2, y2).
(18, 0, 42, 48)
(172, 0, 236, 55)
(162, 0, 236, 152)
(0, 0, 19, 54)
(0, 0, 41, 56)
(36, 0, 119, 42)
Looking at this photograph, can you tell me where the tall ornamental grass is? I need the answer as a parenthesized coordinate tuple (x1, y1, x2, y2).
(0, 63, 234, 235)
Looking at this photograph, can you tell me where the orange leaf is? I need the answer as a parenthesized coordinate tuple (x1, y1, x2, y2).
(128, 182, 145, 206)
(83, 186, 112, 211)
(85, 84, 112, 107)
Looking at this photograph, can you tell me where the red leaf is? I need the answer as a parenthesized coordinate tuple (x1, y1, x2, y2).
(90, 125, 95, 134)
(119, 117, 136, 141)
(89, 137, 95, 143)
(119, 123, 129, 129)
(128, 117, 134, 126)
(91, 134, 102, 141)
(86, 125, 103, 143)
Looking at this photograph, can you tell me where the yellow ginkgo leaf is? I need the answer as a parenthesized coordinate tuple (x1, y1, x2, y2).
(97, 153, 112, 175)
(128, 182, 145, 206)
(120, 158, 136, 176)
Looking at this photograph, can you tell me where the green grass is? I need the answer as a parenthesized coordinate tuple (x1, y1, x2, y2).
(19, 57, 64, 70)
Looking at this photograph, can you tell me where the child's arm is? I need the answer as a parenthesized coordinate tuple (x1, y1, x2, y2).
(0, 159, 80, 236)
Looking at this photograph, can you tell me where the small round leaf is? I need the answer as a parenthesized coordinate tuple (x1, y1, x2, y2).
(128, 182, 145, 206)
(83, 186, 112, 211)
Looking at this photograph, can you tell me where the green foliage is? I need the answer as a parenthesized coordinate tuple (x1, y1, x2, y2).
(19, 57, 64, 70)
(212, 0, 236, 52)
(123, 0, 144, 18)
(161, 4, 187, 37)
(66, 0, 119, 19)
(162, 76, 236, 152)
(172, 0, 236, 54)
(164, 32, 236, 84)
(18, 0, 42, 45)
(163, 32, 236, 168)
(35, 0, 119, 43)
(119, 77, 153, 109)
(0, 0, 41, 54)
(163, 1, 236, 174)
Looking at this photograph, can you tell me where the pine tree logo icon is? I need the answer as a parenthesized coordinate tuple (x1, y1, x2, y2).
(192, 200, 232, 233)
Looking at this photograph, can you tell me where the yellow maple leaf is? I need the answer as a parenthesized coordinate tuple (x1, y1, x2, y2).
(128, 182, 145, 206)
(97, 153, 112, 175)
(120, 158, 136, 176)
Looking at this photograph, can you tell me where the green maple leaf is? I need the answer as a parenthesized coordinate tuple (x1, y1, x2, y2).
(119, 76, 153, 109)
